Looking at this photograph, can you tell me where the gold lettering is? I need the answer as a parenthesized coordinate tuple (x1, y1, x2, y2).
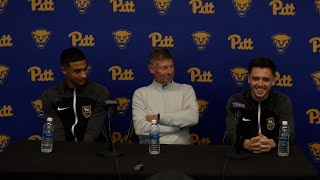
(275, 71, 293, 87)
(0, 35, 13, 47)
(189, 133, 211, 145)
(149, 32, 174, 47)
(187, 67, 213, 83)
(110, 0, 135, 13)
(27, 66, 54, 81)
(228, 34, 253, 50)
(68, 31, 95, 47)
(309, 37, 320, 53)
(0, 105, 13, 117)
(108, 66, 134, 80)
(269, 0, 295, 16)
(306, 109, 320, 124)
(189, 0, 214, 14)
(31, 0, 54, 11)
(112, 132, 133, 143)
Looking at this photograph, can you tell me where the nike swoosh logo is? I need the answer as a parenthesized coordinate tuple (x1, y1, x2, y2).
(242, 117, 251, 122)
(57, 107, 68, 111)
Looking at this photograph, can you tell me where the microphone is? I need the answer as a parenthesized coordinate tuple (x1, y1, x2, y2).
(226, 101, 250, 159)
(97, 99, 123, 158)
(230, 102, 246, 120)
(105, 100, 118, 117)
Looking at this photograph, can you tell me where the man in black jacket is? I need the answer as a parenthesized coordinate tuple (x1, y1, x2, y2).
(41, 47, 110, 142)
(225, 57, 295, 153)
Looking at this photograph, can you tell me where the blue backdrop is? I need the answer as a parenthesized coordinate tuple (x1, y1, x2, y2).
(0, 0, 319, 171)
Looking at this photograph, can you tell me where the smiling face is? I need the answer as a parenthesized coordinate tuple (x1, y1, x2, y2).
(148, 58, 174, 85)
(248, 67, 276, 102)
(62, 59, 90, 88)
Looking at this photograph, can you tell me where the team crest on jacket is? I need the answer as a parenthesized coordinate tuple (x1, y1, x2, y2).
(82, 105, 92, 118)
(266, 117, 275, 130)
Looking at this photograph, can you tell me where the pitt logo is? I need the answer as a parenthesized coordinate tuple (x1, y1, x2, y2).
(187, 67, 213, 83)
(82, 105, 92, 118)
(315, 0, 320, 14)
(0, 0, 8, 14)
(74, 0, 91, 14)
(311, 71, 320, 91)
(189, 134, 211, 145)
(309, 37, 320, 53)
(32, 99, 44, 118)
(275, 71, 293, 87)
(230, 67, 248, 87)
(0, 65, 9, 85)
(228, 34, 253, 50)
(30, 0, 54, 11)
(109, 0, 135, 13)
(306, 109, 320, 124)
(272, 33, 291, 54)
(108, 66, 134, 80)
(27, 66, 54, 81)
(116, 97, 130, 116)
(68, 31, 95, 47)
(233, 0, 251, 17)
(197, 99, 208, 118)
(0, 135, 10, 152)
(192, 31, 211, 51)
(189, 0, 215, 14)
(153, 0, 172, 16)
(269, 0, 295, 16)
(113, 132, 133, 143)
(28, 135, 42, 140)
(0, 105, 13, 117)
(113, 29, 132, 49)
(0, 35, 13, 47)
(309, 142, 320, 161)
(31, 29, 51, 49)
(149, 32, 174, 47)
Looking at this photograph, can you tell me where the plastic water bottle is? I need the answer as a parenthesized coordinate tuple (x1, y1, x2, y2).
(149, 119, 160, 155)
(278, 121, 289, 156)
(41, 117, 54, 153)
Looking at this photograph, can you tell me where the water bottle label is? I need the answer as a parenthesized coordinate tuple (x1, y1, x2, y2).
(149, 132, 159, 141)
(43, 132, 53, 139)
(279, 135, 288, 141)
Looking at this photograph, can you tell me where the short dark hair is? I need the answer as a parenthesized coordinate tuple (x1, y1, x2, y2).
(248, 57, 276, 76)
(60, 47, 86, 67)
(148, 47, 173, 66)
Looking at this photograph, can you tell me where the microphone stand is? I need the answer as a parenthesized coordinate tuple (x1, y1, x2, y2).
(97, 112, 123, 158)
(226, 111, 250, 159)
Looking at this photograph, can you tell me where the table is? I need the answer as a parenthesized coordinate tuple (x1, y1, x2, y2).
(0, 141, 318, 180)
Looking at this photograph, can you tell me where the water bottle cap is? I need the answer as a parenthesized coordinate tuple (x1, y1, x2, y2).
(282, 121, 288, 126)
(151, 119, 157, 124)
(47, 117, 53, 122)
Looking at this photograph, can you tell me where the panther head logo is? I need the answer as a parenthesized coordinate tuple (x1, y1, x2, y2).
(32, 99, 44, 118)
(311, 71, 320, 91)
(231, 67, 248, 87)
(315, 0, 320, 14)
(0, 0, 8, 14)
(28, 135, 42, 140)
(153, 0, 172, 16)
(74, 0, 91, 14)
(309, 142, 320, 161)
(116, 97, 131, 116)
(272, 33, 291, 54)
(112, 29, 132, 49)
(31, 29, 51, 49)
(0, 65, 9, 85)
(233, 0, 252, 17)
(192, 31, 211, 51)
(197, 99, 208, 118)
(0, 135, 10, 152)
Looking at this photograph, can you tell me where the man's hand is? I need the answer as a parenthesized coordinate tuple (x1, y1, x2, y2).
(146, 114, 158, 122)
(243, 133, 276, 153)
